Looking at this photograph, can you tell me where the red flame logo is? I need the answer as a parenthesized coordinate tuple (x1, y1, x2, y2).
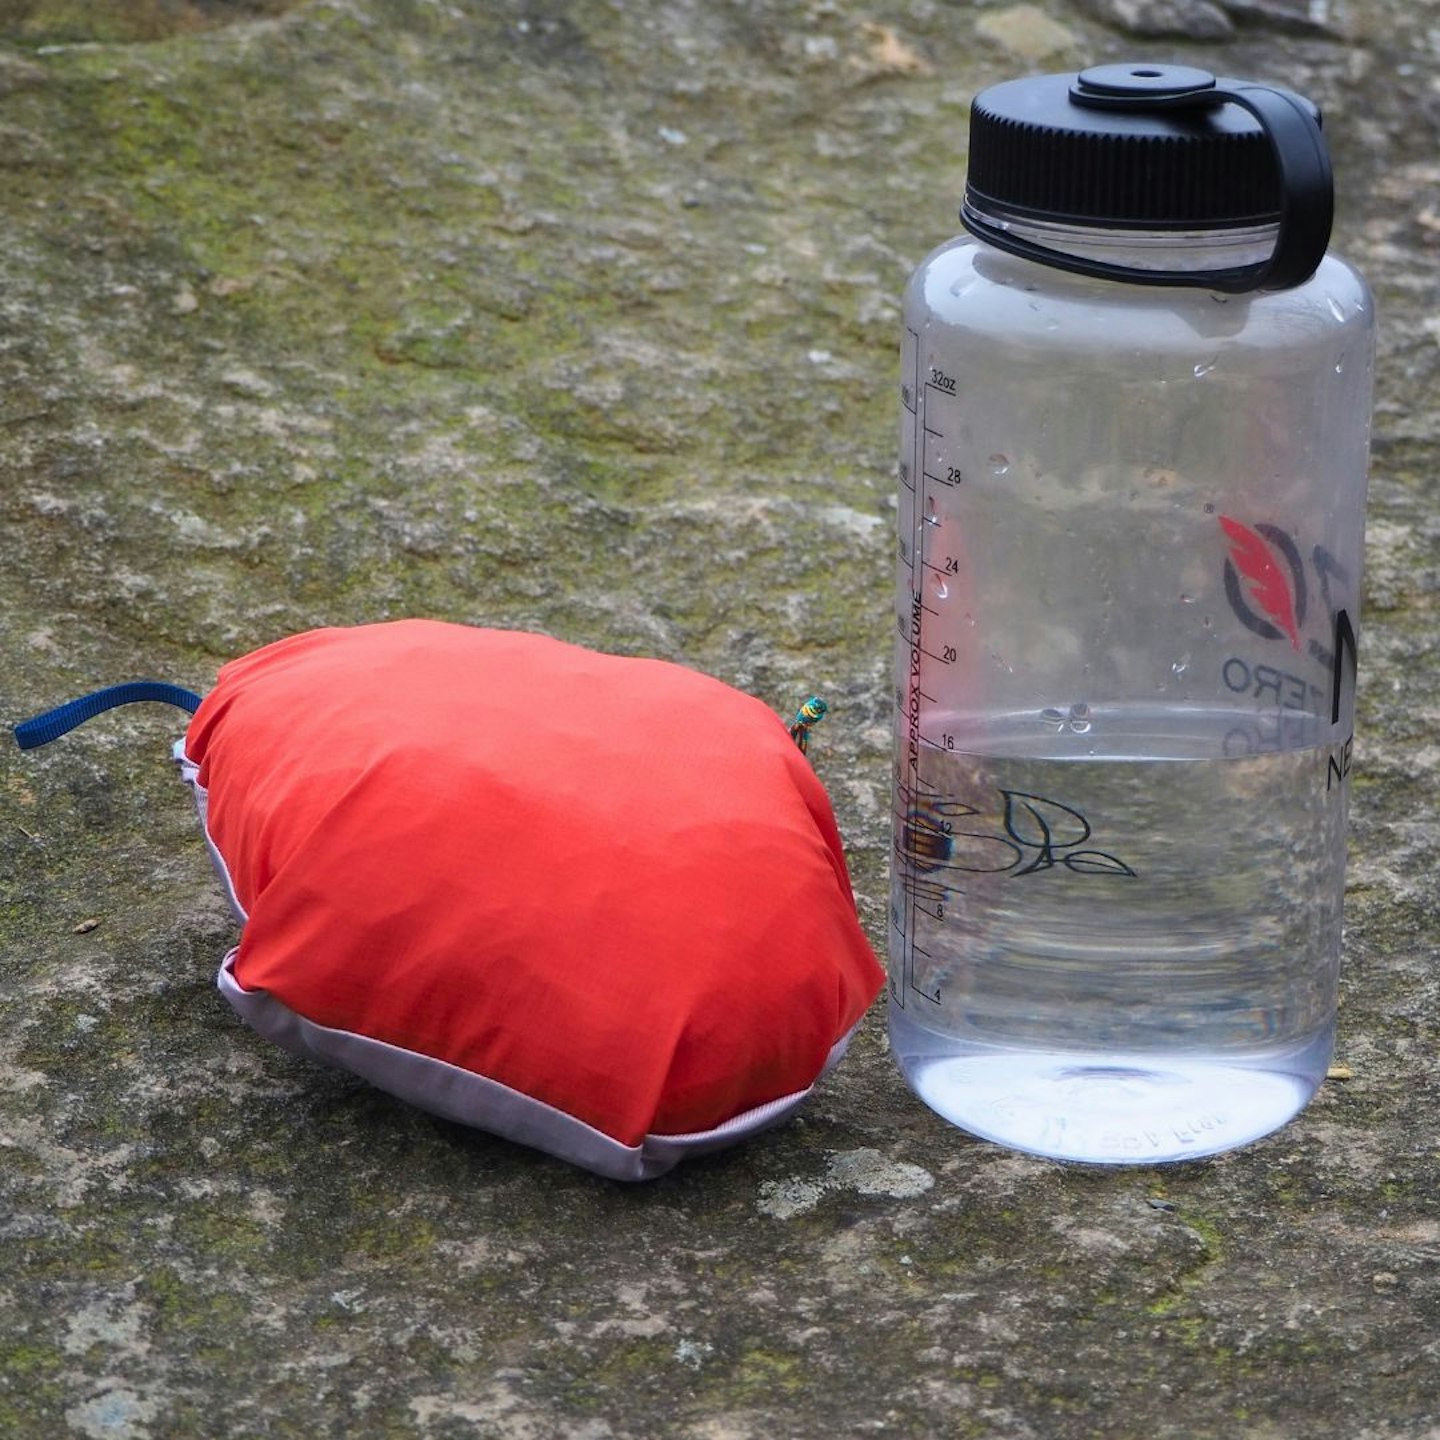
(1219, 516, 1301, 650)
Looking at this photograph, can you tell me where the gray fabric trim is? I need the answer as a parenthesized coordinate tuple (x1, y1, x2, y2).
(174, 744, 248, 924)
(217, 952, 854, 1181)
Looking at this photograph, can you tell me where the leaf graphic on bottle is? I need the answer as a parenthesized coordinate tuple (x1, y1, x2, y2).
(1219, 516, 1301, 649)
(1000, 791, 1091, 849)
(903, 788, 1134, 880)
(1062, 850, 1138, 878)
(996, 791, 1090, 875)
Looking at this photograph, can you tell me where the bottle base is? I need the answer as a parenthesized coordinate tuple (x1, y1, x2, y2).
(894, 1027, 1331, 1164)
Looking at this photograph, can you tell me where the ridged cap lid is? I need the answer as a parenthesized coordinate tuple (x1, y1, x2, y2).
(965, 64, 1316, 230)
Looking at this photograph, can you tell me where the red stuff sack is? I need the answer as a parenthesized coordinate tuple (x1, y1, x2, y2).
(20, 621, 882, 1179)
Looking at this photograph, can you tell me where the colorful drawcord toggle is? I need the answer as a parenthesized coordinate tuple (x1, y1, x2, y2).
(788, 696, 828, 755)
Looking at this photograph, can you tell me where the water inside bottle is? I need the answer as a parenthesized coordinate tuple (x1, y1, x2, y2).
(889, 702, 1348, 1163)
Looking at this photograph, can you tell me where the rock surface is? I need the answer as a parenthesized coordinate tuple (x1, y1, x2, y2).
(1075, 0, 1236, 41)
(0, 1, 1437, 1436)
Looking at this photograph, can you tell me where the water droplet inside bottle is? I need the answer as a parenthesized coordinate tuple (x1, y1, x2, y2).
(1172, 654, 1191, 678)
(1067, 702, 1092, 735)
(1334, 360, 1345, 374)
(1040, 706, 1066, 731)
(1179, 593, 1195, 605)
(1193, 358, 1217, 378)
(988, 453, 1010, 477)
(933, 577, 950, 600)
(1202, 615, 1213, 630)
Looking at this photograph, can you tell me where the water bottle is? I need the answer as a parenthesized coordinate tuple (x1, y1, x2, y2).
(889, 63, 1374, 1163)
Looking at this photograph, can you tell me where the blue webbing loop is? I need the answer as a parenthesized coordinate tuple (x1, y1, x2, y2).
(13, 683, 203, 751)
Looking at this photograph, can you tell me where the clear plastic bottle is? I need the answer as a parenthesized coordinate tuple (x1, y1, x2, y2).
(890, 64, 1375, 1163)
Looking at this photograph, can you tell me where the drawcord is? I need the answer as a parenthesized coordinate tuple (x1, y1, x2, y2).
(20, 682, 819, 754)
(788, 696, 828, 756)
(13, 683, 203, 751)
